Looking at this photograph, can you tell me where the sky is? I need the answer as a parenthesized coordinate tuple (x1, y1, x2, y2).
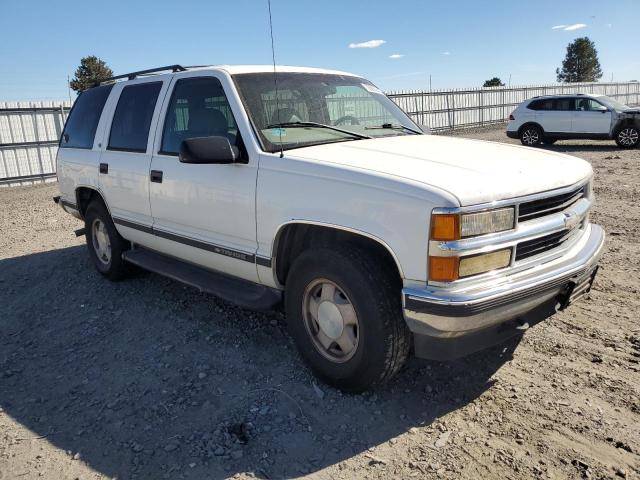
(0, 0, 638, 101)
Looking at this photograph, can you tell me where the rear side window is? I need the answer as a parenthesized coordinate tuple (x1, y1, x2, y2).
(108, 82, 162, 152)
(554, 98, 575, 111)
(60, 84, 113, 149)
(528, 99, 553, 111)
(161, 77, 239, 155)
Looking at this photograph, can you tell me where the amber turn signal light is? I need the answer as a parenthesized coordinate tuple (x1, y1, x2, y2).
(428, 256, 459, 282)
(430, 214, 460, 241)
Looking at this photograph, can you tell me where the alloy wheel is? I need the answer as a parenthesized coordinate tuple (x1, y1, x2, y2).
(618, 128, 639, 147)
(91, 218, 112, 265)
(522, 128, 539, 145)
(302, 278, 360, 363)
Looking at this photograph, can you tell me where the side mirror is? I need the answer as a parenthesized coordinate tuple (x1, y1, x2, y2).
(595, 106, 609, 113)
(179, 136, 241, 164)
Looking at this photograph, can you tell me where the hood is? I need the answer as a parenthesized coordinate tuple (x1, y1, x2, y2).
(623, 108, 640, 115)
(287, 135, 592, 205)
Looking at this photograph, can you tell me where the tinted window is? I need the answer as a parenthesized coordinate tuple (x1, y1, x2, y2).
(554, 98, 575, 111)
(161, 77, 239, 155)
(528, 99, 553, 111)
(60, 85, 113, 149)
(108, 82, 162, 152)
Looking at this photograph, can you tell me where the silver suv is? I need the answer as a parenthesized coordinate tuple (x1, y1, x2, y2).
(507, 94, 639, 148)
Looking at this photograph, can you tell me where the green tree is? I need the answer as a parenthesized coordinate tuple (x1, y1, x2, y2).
(483, 77, 505, 87)
(556, 37, 602, 83)
(69, 56, 113, 93)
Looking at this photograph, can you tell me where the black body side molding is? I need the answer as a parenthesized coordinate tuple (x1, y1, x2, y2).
(122, 248, 282, 311)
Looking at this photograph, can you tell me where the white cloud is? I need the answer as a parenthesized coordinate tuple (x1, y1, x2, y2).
(441, 51, 451, 55)
(564, 23, 587, 31)
(551, 25, 567, 29)
(348, 39, 386, 49)
(389, 54, 404, 59)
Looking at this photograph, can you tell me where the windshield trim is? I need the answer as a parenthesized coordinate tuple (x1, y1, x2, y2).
(231, 72, 421, 154)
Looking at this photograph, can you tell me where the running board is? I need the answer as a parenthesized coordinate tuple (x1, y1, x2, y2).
(122, 248, 282, 311)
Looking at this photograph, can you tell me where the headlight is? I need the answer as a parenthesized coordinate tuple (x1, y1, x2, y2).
(431, 208, 515, 241)
(428, 207, 516, 282)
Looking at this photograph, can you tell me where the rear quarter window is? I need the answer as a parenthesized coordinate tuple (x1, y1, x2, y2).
(108, 82, 162, 152)
(60, 84, 113, 149)
(528, 99, 554, 111)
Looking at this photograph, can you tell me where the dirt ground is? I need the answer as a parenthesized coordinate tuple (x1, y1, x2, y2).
(1, 125, 639, 480)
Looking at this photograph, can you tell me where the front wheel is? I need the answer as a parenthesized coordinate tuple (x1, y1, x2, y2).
(615, 127, 639, 149)
(285, 247, 411, 392)
(520, 126, 543, 146)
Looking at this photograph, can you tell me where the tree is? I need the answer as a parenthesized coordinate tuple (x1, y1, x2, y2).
(556, 37, 602, 83)
(69, 56, 113, 93)
(483, 77, 505, 87)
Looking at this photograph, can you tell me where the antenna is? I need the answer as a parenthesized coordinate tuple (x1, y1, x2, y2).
(267, 0, 284, 158)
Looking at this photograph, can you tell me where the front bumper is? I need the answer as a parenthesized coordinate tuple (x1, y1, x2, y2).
(506, 130, 519, 139)
(403, 223, 605, 360)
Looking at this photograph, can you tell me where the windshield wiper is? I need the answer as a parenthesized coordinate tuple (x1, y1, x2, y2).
(365, 123, 422, 135)
(265, 121, 372, 140)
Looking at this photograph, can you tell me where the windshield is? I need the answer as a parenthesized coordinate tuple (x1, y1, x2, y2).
(233, 72, 422, 153)
(599, 95, 630, 111)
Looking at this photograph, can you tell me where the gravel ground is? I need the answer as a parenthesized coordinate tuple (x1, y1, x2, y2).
(1, 125, 639, 480)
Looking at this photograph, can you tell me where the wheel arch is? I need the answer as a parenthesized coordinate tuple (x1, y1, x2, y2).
(74, 185, 111, 220)
(271, 221, 405, 287)
(517, 122, 544, 136)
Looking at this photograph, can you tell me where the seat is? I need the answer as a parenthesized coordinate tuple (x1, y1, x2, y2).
(187, 106, 236, 145)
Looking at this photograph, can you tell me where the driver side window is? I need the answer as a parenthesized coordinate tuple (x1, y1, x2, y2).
(576, 98, 605, 111)
(161, 77, 239, 155)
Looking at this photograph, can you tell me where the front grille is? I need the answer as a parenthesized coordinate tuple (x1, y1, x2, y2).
(518, 185, 585, 222)
(515, 229, 574, 261)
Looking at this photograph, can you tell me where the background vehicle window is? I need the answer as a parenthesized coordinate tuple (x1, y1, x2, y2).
(576, 98, 606, 111)
(161, 77, 239, 155)
(108, 82, 162, 152)
(553, 98, 575, 111)
(60, 84, 113, 149)
(528, 99, 553, 111)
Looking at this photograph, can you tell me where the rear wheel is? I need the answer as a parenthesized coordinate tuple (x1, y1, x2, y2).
(615, 127, 639, 148)
(84, 200, 131, 280)
(285, 247, 411, 392)
(520, 125, 543, 146)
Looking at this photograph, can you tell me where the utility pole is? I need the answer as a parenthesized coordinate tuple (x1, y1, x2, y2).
(67, 76, 72, 104)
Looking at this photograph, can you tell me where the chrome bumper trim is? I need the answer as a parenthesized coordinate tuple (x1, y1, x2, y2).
(403, 224, 604, 336)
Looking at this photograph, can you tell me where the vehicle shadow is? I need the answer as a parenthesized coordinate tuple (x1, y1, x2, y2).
(538, 142, 622, 154)
(0, 246, 521, 480)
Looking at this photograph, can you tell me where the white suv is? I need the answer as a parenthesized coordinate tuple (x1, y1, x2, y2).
(55, 65, 604, 391)
(507, 94, 640, 148)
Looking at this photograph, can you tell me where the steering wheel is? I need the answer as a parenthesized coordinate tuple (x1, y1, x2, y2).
(333, 115, 361, 126)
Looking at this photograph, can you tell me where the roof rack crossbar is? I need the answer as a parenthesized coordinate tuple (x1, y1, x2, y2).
(95, 65, 186, 86)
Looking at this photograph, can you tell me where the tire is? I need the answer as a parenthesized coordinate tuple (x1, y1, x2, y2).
(285, 246, 411, 392)
(84, 200, 131, 280)
(615, 126, 639, 149)
(519, 125, 543, 146)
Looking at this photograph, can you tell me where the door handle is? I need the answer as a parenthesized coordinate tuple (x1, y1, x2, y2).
(99, 163, 108, 174)
(150, 170, 163, 183)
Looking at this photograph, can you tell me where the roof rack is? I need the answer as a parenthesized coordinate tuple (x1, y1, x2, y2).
(94, 64, 186, 86)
